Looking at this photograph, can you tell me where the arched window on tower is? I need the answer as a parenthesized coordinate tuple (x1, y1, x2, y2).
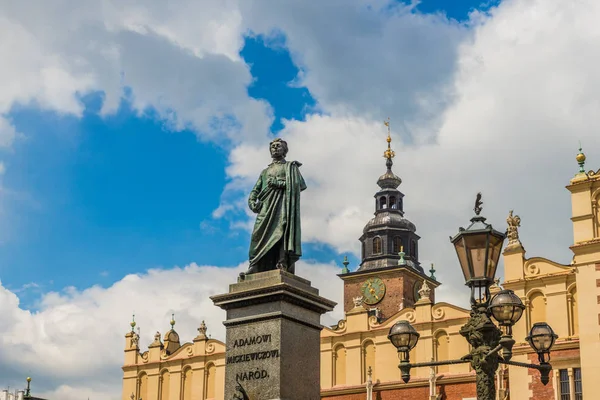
(389, 196, 397, 209)
(410, 240, 417, 258)
(392, 236, 403, 254)
(379, 196, 387, 210)
(372, 237, 382, 254)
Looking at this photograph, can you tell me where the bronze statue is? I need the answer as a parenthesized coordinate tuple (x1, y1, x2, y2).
(245, 138, 306, 276)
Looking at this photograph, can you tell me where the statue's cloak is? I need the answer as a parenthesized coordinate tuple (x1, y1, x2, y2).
(249, 161, 306, 269)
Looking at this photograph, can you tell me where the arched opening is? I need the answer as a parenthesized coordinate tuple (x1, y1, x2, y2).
(569, 287, 579, 336)
(434, 331, 449, 373)
(205, 363, 216, 399)
(182, 368, 193, 400)
(362, 341, 376, 383)
(160, 370, 170, 400)
(138, 373, 148, 400)
(334, 345, 346, 386)
(410, 240, 417, 258)
(528, 292, 546, 329)
(362, 241, 366, 260)
(379, 196, 387, 210)
(372, 237, 382, 254)
(392, 236, 403, 254)
(389, 196, 397, 209)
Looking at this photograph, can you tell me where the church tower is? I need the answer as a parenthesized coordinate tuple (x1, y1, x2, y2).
(339, 121, 439, 320)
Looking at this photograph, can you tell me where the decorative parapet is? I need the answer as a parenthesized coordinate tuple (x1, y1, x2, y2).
(505, 210, 523, 251)
(418, 280, 432, 301)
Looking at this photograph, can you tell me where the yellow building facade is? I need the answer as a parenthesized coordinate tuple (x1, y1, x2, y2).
(122, 320, 226, 400)
(122, 150, 600, 400)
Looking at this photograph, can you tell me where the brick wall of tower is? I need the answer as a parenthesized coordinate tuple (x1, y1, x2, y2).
(342, 270, 434, 319)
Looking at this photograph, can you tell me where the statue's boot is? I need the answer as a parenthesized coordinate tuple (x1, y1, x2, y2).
(287, 262, 295, 274)
(245, 264, 259, 275)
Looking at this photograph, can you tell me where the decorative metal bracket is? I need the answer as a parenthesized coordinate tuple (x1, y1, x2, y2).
(398, 358, 470, 383)
(398, 344, 550, 386)
(499, 359, 552, 385)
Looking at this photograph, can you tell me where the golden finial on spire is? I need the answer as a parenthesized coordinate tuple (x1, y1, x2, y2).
(130, 314, 136, 332)
(383, 117, 395, 159)
(576, 142, 586, 173)
(170, 313, 175, 329)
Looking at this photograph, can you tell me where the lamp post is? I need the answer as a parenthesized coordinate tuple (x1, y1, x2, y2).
(388, 193, 556, 400)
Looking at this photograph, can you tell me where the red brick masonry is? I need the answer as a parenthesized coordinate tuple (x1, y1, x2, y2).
(322, 378, 476, 400)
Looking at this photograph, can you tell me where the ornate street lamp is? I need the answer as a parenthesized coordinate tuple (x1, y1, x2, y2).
(526, 322, 558, 364)
(388, 320, 420, 383)
(388, 320, 420, 353)
(489, 289, 525, 361)
(388, 194, 556, 400)
(450, 193, 505, 305)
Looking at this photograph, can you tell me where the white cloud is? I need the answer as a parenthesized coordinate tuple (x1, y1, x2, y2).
(223, 0, 600, 307)
(0, 261, 343, 399)
(0, 0, 272, 143)
(240, 0, 468, 138)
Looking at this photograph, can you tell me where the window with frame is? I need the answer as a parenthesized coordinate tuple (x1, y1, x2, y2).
(389, 196, 397, 209)
(379, 196, 387, 209)
(559, 369, 571, 400)
(410, 240, 417, 258)
(574, 368, 583, 400)
(372, 237, 382, 254)
(392, 236, 403, 254)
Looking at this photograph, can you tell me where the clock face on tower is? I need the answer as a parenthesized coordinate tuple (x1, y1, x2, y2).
(360, 277, 386, 305)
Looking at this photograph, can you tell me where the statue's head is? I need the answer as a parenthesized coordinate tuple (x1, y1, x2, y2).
(270, 138, 288, 158)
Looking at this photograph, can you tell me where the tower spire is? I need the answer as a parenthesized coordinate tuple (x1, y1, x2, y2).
(383, 118, 395, 168)
(377, 119, 402, 190)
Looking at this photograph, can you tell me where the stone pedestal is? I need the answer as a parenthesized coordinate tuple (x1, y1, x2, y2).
(211, 269, 336, 400)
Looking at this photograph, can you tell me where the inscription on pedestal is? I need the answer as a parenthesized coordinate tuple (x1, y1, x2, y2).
(226, 322, 282, 399)
(228, 334, 280, 383)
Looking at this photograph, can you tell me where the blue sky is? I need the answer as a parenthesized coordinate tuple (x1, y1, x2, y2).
(1, 33, 325, 299)
(0, 0, 492, 303)
(0, 0, 555, 305)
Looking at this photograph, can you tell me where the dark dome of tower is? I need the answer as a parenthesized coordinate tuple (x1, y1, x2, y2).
(363, 212, 416, 234)
(377, 169, 402, 189)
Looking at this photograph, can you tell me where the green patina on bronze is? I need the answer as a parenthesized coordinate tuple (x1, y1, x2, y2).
(460, 305, 501, 400)
(246, 139, 306, 275)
